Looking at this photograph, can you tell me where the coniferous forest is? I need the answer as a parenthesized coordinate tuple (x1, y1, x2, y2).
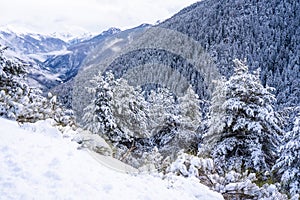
(0, 0, 299, 199)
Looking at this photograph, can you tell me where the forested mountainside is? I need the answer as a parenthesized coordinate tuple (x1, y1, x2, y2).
(51, 24, 151, 108)
(75, 0, 300, 118)
(159, 0, 300, 108)
(68, 2, 300, 197)
(1, 0, 300, 199)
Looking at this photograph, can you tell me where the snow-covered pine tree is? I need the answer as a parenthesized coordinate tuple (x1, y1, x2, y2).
(111, 78, 149, 140)
(83, 72, 117, 137)
(140, 87, 200, 159)
(178, 86, 202, 131)
(273, 113, 300, 199)
(0, 45, 28, 119)
(203, 59, 282, 175)
(147, 88, 179, 136)
(83, 71, 150, 144)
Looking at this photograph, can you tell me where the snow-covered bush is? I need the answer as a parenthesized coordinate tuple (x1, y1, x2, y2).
(167, 151, 287, 199)
(138, 147, 171, 173)
(0, 45, 27, 119)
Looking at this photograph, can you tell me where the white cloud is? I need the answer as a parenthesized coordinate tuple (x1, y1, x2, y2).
(0, 0, 198, 34)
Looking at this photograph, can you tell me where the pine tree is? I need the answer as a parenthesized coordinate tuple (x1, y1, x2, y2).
(146, 88, 179, 134)
(273, 113, 300, 199)
(111, 78, 149, 139)
(83, 72, 150, 143)
(178, 86, 202, 131)
(83, 72, 117, 136)
(203, 59, 282, 174)
(0, 45, 28, 119)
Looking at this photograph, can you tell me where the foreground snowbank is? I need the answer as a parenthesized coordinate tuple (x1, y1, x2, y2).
(0, 118, 223, 200)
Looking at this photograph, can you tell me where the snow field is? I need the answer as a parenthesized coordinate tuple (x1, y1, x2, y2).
(0, 118, 223, 200)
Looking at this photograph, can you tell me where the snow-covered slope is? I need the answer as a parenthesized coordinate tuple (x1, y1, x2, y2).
(0, 28, 67, 59)
(159, 0, 300, 108)
(0, 118, 223, 200)
(77, 0, 299, 110)
(50, 31, 95, 44)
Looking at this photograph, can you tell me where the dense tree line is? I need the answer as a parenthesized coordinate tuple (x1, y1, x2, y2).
(82, 60, 298, 199)
(160, 0, 300, 109)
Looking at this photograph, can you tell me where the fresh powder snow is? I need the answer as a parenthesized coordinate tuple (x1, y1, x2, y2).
(0, 118, 223, 200)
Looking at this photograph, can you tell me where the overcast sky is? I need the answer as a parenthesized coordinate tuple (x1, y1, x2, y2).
(0, 0, 197, 34)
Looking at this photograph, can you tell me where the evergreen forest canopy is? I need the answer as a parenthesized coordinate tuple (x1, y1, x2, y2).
(160, 0, 300, 109)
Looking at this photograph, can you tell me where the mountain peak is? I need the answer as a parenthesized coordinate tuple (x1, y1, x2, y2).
(0, 24, 41, 37)
(50, 32, 95, 43)
(100, 27, 121, 36)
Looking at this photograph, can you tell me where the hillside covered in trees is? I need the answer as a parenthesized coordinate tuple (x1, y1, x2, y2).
(160, 0, 299, 109)
(1, 0, 300, 199)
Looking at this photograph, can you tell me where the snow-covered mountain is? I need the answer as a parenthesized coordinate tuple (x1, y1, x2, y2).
(0, 25, 94, 90)
(75, 0, 299, 111)
(0, 26, 121, 90)
(43, 27, 121, 82)
(50, 31, 95, 44)
(0, 24, 151, 92)
(45, 25, 150, 84)
(0, 25, 97, 62)
(0, 28, 67, 60)
(159, 0, 300, 109)
(0, 31, 63, 89)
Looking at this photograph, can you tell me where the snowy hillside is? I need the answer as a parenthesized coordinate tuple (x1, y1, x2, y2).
(76, 0, 300, 110)
(160, 0, 300, 108)
(0, 28, 67, 58)
(0, 118, 223, 200)
(1, 0, 299, 199)
(0, 25, 96, 91)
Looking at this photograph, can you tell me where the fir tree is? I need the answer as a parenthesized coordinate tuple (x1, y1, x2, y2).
(273, 113, 300, 199)
(178, 86, 202, 131)
(83, 72, 117, 136)
(203, 59, 282, 175)
(111, 78, 149, 139)
(0, 45, 28, 119)
(83, 72, 150, 143)
(147, 88, 179, 136)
